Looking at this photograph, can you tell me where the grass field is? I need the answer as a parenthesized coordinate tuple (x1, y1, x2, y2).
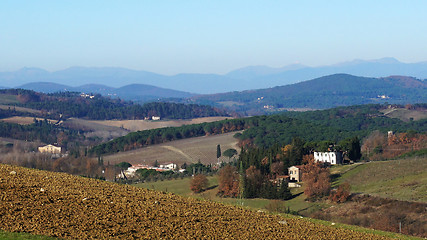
(135, 175, 325, 215)
(0, 94, 19, 105)
(380, 108, 427, 122)
(333, 156, 427, 202)
(305, 218, 421, 240)
(0, 105, 41, 115)
(102, 131, 241, 166)
(0, 230, 56, 240)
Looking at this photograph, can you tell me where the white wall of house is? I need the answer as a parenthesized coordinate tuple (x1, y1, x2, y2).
(38, 144, 61, 154)
(159, 163, 177, 170)
(288, 166, 301, 182)
(314, 152, 343, 165)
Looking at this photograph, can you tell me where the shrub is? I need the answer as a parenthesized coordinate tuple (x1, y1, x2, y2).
(190, 174, 208, 193)
(329, 182, 351, 203)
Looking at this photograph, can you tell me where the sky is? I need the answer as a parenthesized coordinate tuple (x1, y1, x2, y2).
(1, 0, 427, 75)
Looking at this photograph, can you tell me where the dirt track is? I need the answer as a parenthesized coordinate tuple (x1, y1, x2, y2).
(0, 164, 391, 239)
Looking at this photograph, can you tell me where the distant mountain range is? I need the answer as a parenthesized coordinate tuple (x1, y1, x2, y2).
(1, 57, 426, 94)
(189, 74, 427, 115)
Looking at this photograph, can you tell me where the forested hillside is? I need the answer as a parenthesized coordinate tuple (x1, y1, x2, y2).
(0, 89, 229, 120)
(241, 104, 427, 147)
(189, 74, 427, 115)
(0, 119, 83, 146)
(90, 104, 426, 156)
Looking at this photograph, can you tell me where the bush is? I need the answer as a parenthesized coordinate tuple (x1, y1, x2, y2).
(329, 182, 351, 203)
(217, 165, 240, 197)
(190, 174, 209, 193)
(302, 162, 331, 200)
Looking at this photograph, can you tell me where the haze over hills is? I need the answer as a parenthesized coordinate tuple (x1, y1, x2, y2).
(16, 82, 194, 102)
(5, 74, 427, 114)
(1, 58, 427, 94)
(190, 74, 427, 115)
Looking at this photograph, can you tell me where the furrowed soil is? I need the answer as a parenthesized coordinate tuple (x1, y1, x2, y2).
(0, 164, 391, 240)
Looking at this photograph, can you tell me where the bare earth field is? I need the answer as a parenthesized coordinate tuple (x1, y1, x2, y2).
(63, 117, 231, 142)
(89, 116, 231, 131)
(0, 116, 56, 125)
(63, 118, 129, 141)
(102, 131, 241, 166)
(0, 164, 392, 239)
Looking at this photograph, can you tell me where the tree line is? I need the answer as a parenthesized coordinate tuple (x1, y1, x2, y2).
(89, 118, 249, 156)
(0, 89, 229, 120)
(0, 119, 82, 145)
(89, 104, 426, 157)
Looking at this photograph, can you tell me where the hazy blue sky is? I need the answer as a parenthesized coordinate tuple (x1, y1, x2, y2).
(1, 0, 426, 74)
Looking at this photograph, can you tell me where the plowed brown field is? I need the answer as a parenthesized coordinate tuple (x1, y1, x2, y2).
(0, 164, 391, 239)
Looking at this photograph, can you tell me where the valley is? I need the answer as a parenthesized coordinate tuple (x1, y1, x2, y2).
(3, 2, 427, 239)
(0, 82, 425, 240)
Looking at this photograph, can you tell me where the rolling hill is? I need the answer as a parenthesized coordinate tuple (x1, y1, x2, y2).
(0, 164, 393, 239)
(102, 131, 240, 166)
(17, 82, 194, 102)
(190, 74, 427, 114)
(334, 157, 427, 202)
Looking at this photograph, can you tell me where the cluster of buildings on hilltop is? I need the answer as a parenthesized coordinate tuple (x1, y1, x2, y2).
(80, 93, 95, 99)
(118, 162, 183, 179)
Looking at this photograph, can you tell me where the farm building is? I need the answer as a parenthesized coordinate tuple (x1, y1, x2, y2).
(270, 175, 289, 185)
(117, 163, 179, 179)
(314, 151, 343, 165)
(288, 166, 302, 182)
(159, 162, 177, 170)
(38, 144, 61, 154)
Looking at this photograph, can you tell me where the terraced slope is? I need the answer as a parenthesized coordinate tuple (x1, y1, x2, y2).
(0, 164, 391, 239)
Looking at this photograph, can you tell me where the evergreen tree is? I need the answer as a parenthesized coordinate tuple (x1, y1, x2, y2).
(348, 136, 362, 161)
(278, 181, 292, 200)
(217, 144, 221, 159)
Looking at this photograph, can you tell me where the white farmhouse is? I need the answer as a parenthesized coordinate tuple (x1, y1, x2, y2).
(38, 144, 61, 154)
(288, 166, 302, 182)
(314, 152, 343, 165)
(159, 162, 177, 170)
